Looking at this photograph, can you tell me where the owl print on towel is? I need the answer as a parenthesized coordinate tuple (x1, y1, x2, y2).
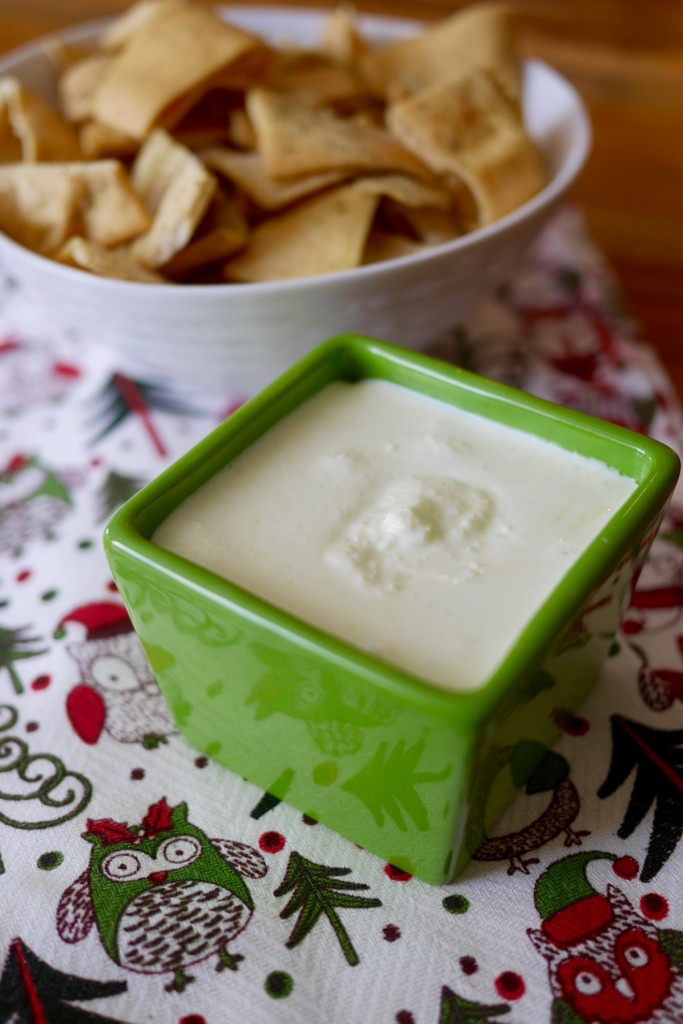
(528, 851, 683, 1023)
(56, 798, 268, 993)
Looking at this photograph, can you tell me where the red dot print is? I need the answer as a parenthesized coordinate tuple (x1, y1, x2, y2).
(53, 362, 80, 378)
(15, 569, 31, 583)
(395, 1012, 415, 1024)
(106, 581, 119, 593)
(221, 399, 245, 420)
(179, 1016, 206, 1024)
(553, 708, 589, 735)
(622, 618, 643, 635)
(495, 971, 525, 1001)
(460, 956, 478, 975)
(30, 675, 51, 691)
(25, 722, 39, 733)
(565, 715, 589, 735)
(383, 924, 401, 942)
(130, 768, 145, 781)
(384, 864, 412, 882)
(258, 831, 286, 854)
(7, 454, 27, 472)
(640, 893, 669, 921)
(613, 856, 639, 880)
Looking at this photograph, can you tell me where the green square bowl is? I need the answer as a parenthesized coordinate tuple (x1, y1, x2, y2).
(104, 335, 679, 884)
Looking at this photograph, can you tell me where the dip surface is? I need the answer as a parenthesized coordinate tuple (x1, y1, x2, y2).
(153, 379, 637, 691)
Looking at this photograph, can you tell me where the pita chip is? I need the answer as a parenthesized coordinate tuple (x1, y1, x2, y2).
(355, 174, 464, 245)
(361, 3, 521, 103)
(57, 236, 167, 282)
(382, 201, 465, 245)
(59, 54, 113, 123)
(362, 228, 427, 264)
(319, 5, 371, 68)
(225, 182, 379, 281)
(0, 76, 82, 161)
(247, 88, 432, 180)
(0, 101, 21, 162)
(226, 107, 257, 150)
(42, 39, 98, 77)
(130, 129, 217, 267)
(79, 119, 139, 159)
(353, 172, 452, 209)
(93, 4, 271, 139)
(72, 160, 151, 246)
(264, 50, 366, 108)
(201, 147, 349, 211)
(160, 189, 249, 279)
(171, 89, 240, 151)
(98, 0, 185, 50)
(0, 164, 85, 253)
(387, 69, 547, 224)
(0, 160, 149, 251)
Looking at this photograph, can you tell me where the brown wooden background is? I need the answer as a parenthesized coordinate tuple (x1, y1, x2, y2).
(1, 0, 681, 393)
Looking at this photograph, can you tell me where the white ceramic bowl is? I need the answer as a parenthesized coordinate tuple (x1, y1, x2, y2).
(0, 6, 591, 396)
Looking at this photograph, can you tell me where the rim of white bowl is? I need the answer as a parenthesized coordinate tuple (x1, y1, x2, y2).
(0, 7, 592, 296)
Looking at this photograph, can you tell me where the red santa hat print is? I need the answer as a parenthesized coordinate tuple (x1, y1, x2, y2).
(55, 601, 133, 641)
(535, 850, 639, 947)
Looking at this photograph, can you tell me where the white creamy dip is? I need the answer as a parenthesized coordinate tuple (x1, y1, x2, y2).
(153, 378, 637, 692)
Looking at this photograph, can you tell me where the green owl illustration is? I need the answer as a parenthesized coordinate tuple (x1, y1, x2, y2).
(56, 798, 268, 992)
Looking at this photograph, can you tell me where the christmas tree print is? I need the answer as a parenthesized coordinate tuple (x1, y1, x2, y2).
(0, 937, 128, 1023)
(341, 737, 450, 831)
(97, 470, 147, 521)
(0, 454, 73, 557)
(598, 713, 683, 881)
(274, 851, 381, 966)
(87, 373, 198, 456)
(0, 624, 46, 695)
(437, 986, 511, 1024)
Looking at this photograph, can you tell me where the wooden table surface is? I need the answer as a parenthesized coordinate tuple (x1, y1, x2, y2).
(1, 0, 682, 393)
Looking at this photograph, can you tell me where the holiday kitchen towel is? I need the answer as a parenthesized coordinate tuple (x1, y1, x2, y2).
(1, 207, 683, 1024)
